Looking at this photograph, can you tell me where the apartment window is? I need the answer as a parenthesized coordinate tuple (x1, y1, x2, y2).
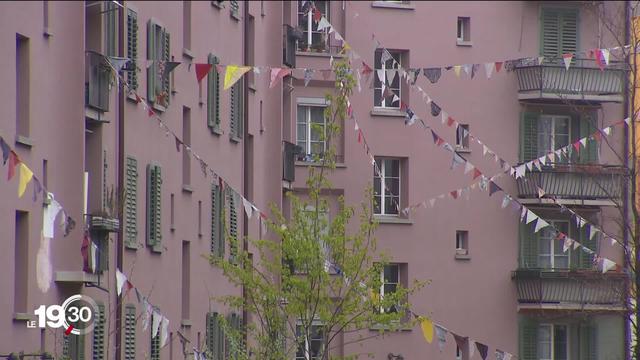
(126, 9, 139, 91)
(541, 8, 578, 62)
(538, 221, 569, 269)
(183, 1, 191, 53)
(374, 50, 401, 108)
(14, 211, 29, 314)
(373, 158, 401, 216)
(380, 264, 400, 313)
(147, 20, 170, 108)
(297, 1, 329, 52)
(456, 124, 470, 151)
(457, 17, 471, 44)
(105, 1, 119, 57)
(182, 106, 191, 188)
(228, 190, 239, 264)
(16, 34, 30, 140)
(206, 312, 224, 360)
(537, 115, 569, 161)
(181, 241, 190, 320)
(295, 322, 326, 360)
(455, 230, 469, 255)
(297, 105, 326, 161)
(538, 324, 568, 360)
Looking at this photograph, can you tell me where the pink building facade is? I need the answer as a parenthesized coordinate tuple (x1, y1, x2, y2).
(0, 1, 630, 359)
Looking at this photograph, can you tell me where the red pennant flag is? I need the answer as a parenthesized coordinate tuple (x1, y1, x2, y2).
(595, 49, 605, 71)
(313, 7, 322, 22)
(357, 129, 363, 143)
(195, 63, 213, 84)
(135, 94, 142, 104)
(446, 117, 455, 127)
(435, 137, 445, 147)
(494, 62, 503, 73)
(572, 141, 581, 152)
(450, 190, 459, 199)
(473, 168, 482, 180)
(361, 62, 373, 75)
(148, 107, 155, 117)
(555, 232, 566, 240)
(8, 151, 20, 180)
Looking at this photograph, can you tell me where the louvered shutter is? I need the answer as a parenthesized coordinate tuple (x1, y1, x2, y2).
(125, 156, 138, 249)
(230, 83, 237, 138)
(580, 112, 598, 163)
(124, 304, 137, 360)
(208, 54, 221, 131)
(66, 333, 86, 360)
(541, 8, 578, 63)
(228, 190, 238, 264)
(579, 224, 596, 269)
(150, 321, 161, 360)
(541, 9, 560, 60)
(127, 9, 139, 91)
(146, 164, 162, 252)
(162, 30, 171, 107)
(217, 314, 225, 360)
(230, 0, 239, 17)
(147, 20, 157, 103)
(559, 10, 578, 56)
(206, 312, 219, 358)
(519, 221, 538, 269)
(92, 303, 106, 360)
(520, 111, 538, 162)
(518, 317, 538, 360)
(211, 183, 224, 258)
(579, 322, 597, 360)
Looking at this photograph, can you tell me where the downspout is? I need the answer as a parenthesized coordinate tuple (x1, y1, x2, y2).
(242, 0, 249, 345)
(115, 2, 126, 359)
(624, 2, 631, 360)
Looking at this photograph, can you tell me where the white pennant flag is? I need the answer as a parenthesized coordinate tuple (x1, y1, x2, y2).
(563, 236, 572, 253)
(142, 302, 152, 330)
(376, 69, 385, 83)
(526, 210, 538, 224)
(563, 54, 573, 70)
(501, 195, 511, 209)
(601, 49, 610, 65)
(441, 111, 448, 125)
(317, 17, 331, 31)
(601, 258, 616, 273)
(515, 165, 527, 179)
(624, 117, 631, 125)
(573, 240, 581, 250)
(429, 198, 436, 208)
(579, 138, 587, 147)
(520, 205, 528, 221)
(482, 145, 489, 156)
(525, 161, 533, 171)
(539, 155, 546, 166)
(534, 218, 549, 233)
(243, 198, 254, 219)
(548, 152, 555, 163)
(611, 237, 618, 246)
(152, 310, 162, 338)
(464, 161, 474, 174)
(116, 269, 127, 296)
(484, 62, 494, 79)
(603, 127, 612, 135)
(160, 316, 170, 347)
(386, 69, 397, 84)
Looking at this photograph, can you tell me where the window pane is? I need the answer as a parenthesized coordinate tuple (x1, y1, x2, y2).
(555, 118, 570, 135)
(385, 178, 400, 195)
(374, 50, 382, 69)
(373, 196, 381, 214)
(310, 107, 325, 123)
(539, 238, 551, 254)
(373, 177, 381, 195)
(554, 325, 568, 360)
(385, 160, 400, 177)
(538, 255, 551, 269)
(297, 124, 307, 142)
(310, 142, 324, 155)
(385, 196, 398, 215)
(384, 265, 399, 282)
(384, 283, 397, 295)
(374, 89, 382, 107)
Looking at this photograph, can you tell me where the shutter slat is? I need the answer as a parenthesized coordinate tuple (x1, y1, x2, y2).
(162, 30, 171, 107)
(125, 156, 138, 249)
(127, 9, 138, 90)
(519, 317, 537, 360)
(208, 54, 221, 130)
(124, 304, 137, 360)
(92, 303, 106, 360)
(228, 191, 238, 264)
(520, 111, 538, 162)
(519, 222, 538, 269)
(146, 164, 162, 252)
(147, 20, 157, 103)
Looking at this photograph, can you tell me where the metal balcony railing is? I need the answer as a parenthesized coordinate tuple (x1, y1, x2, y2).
(516, 163, 625, 200)
(512, 269, 625, 309)
(514, 58, 626, 103)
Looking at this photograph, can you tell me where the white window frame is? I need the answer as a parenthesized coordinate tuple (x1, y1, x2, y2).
(297, 1, 329, 52)
(380, 264, 400, 314)
(537, 324, 569, 360)
(456, 230, 468, 255)
(302, 205, 332, 271)
(537, 115, 571, 160)
(296, 103, 327, 160)
(295, 321, 326, 360)
(538, 220, 570, 269)
(457, 17, 465, 42)
(374, 158, 401, 216)
(456, 124, 470, 150)
(374, 50, 402, 109)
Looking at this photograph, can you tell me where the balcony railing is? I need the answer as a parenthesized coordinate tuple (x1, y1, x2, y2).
(516, 164, 625, 201)
(513, 269, 625, 310)
(514, 59, 626, 103)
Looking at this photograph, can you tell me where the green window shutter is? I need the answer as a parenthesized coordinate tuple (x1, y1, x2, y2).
(518, 317, 538, 360)
(92, 303, 106, 360)
(520, 111, 538, 162)
(580, 113, 598, 163)
(150, 317, 161, 360)
(162, 29, 171, 107)
(230, 81, 243, 140)
(541, 8, 578, 62)
(230, 0, 239, 17)
(211, 183, 224, 258)
(127, 9, 139, 91)
(147, 19, 157, 103)
(217, 314, 225, 360)
(559, 10, 578, 55)
(124, 304, 137, 360)
(519, 222, 538, 269)
(125, 156, 138, 249)
(228, 191, 238, 264)
(206, 312, 220, 358)
(579, 224, 597, 269)
(65, 333, 86, 360)
(579, 322, 597, 360)
(208, 54, 221, 131)
(146, 164, 162, 252)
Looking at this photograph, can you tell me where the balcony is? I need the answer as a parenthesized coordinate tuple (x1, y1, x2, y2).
(512, 269, 626, 311)
(516, 164, 625, 205)
(85, 54, 111, 113)
(514, 59, 625, 103)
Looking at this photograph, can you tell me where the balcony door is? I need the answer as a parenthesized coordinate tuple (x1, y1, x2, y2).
(537, 115, 570, 163)
(538, 220, 570, 269)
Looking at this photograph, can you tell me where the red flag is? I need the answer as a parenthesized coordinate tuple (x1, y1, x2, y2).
(148, 107, 155, 117)
(473, 168, 482, 180)
(435, 137, 445, 147)
(357, 129, 363, 143)
(135, 94, 142, 104)
(494, 62, 503, 73)
(446, 117, 455, 127)
(361, 62, 373, 75)
(595, 49, 605, 71)
(195, 63, 213, 84)
(450, 190, 459, 199)
(8, 151, 20, 180)
(572, 141, 581, 152)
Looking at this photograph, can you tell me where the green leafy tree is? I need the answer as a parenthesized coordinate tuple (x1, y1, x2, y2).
(209, 58, 424, 360)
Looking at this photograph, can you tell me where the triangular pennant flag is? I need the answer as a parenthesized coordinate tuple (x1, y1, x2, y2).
(420, 317, 434, 343)
(0, 137, 10, 165)
(304, 69, 314, 87)
(243, 198, 254, 219)
(116, 269, 127, 296)
(434, 324, 448, 352)
(18, 163, 34, 198)
(447, 116, 456, 127)
(501, 195, 511, 208)
(562, 53, 573, 70)
(563, 235, 572, 253)
(484, 62, 494, 78)
(453, 65, 462, 77)
(224, 65, 251, 90)
(317, 17, 331, 31)
(476, 342, 489, 360)
(495, 61, 503, 72)
(452, 333, 468, 354)
(142, 302, 152, 331)
(573, 239, 581, 250)
(463, 64, 472, 76)
(429, 198, 436, 208)
(534, 218, 549, 233)
(450, 190, 459, 199)
(423, 67, 442, 84)
(107, 56, 130, 74)
(152, 310, 162, 338)
(32, 177, 42, 202)
(590, 227, 599, 241)
(160, 316, 170, 347)
(602, 48, 610, 65)
(601, 258, 616, 273)
(489, 181, 501, 196)
(162, 61, 180, 81)
(526, 161, 533, 171)
(473, 168, 482, 180)
(579, 137, 587, 147)
(464, 161, 474, 174)
(195, 63, 213, 84)
(471, 64, 480, 79)
(525, 209, 538, 224)
(386, 69, 397, 84)
(270, 68, 291, 88)
(8, 151, 20, 181)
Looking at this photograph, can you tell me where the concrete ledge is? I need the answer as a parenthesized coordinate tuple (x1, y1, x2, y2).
(13, 312, 33, 322)
(15, 135, 34, 148)
(55, 271, 99, 284)
(371, 1, 415, 10)
(456, 40, 473, 47)
(370, 108, 405, 117)
(375, 216, 413, 225)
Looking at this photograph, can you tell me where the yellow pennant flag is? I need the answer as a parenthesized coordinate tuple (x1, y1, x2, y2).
(420, 317, 434, 343)
(18, 163, 34, 198)
(453, 65, 462, 78)
(224, 65, 252, 90)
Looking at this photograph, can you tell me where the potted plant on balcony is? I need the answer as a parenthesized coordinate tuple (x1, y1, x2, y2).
(87, 186, 120, 233)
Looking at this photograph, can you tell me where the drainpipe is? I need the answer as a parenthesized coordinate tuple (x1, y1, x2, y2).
(623, 2, 631, 360)
(242, 0, 249, 344)
(115, 1, 126, 359)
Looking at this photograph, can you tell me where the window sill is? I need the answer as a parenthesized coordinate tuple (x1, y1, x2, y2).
(371, 1, 415, 10)
(374, 216, 412, 225)
(152, 103, 167, 113)
(456, 40, 473, 47)
(455, 254, 471, 261)
(182, 48, 194, 60)
(296, 51, 343, 58)
(455, 147, 471, 153)
(296, 161, 346, 168)
(230, 135, 242, 143)
(182, 184, 193, 194)
(15, 135, 33, 148)
(181, 319, 192, 327)
(370, 108, 405, 117)
(13, 313, 34, 322)
(231, 12, 241, 21)
(210, 127, 223, 136)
